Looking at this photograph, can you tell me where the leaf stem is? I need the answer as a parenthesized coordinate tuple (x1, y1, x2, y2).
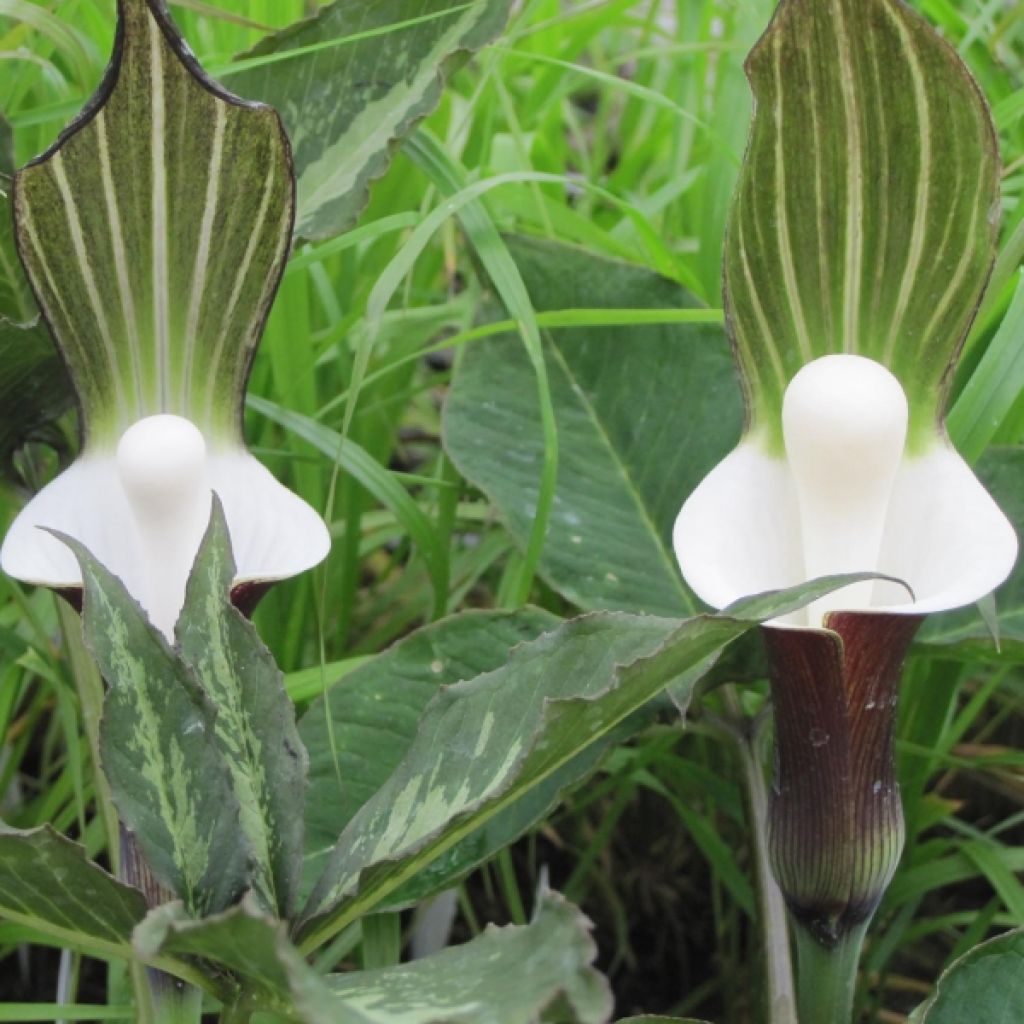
(720, 688, 798, 1024)
(793, 920, 868, 1024)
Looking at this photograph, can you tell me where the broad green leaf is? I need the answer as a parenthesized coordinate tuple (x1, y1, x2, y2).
(300, 608, 558, 894)
(726, 0, 998, 451)
(176, 499, 307, 918)
(299, 573, 875, 949)
(226, 0, 515, 240)
(65, 532, 250, 915)
(0, 317, 73, 477)
(917, 447, 1024, 660)
(909, 928, 1024, 1023)
(0, 825, 146, 962)
(14, 0, 293, 448)
(443, 235, 740, 617)
(616, 1018, 711, 1023)
(136, 891, 610, 1024)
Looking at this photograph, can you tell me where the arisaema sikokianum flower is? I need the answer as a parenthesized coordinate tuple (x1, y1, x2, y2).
(0, 0, 329, 638)
(672, 0, 1016, 1011)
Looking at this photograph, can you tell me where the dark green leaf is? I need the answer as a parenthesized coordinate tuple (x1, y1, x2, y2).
(136, 890, 610, 1024)
(299, 573, 875, 948)
(176, 498, 307, 917)
(725, 0, 998, 450)
(909, 928, 1024, 1023)
(64, 532, 250, 915)
(443, 235, 740, 617)
(227, 0, 515, 240)
(15, 0, 293, 447)
(0, 825, 146, 961)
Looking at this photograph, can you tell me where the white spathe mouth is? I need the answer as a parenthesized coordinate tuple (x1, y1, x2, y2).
(674, 354, 1018, 628)
(1, 414, 330, 639)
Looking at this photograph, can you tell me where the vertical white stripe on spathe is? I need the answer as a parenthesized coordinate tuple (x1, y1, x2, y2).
(771, 33, 813, 364)
(833, 0, 864, 355)
(50, 153, 127, 426)
(149, 15, 170, 410)
(182, 102, 226, 410)
(96, 109, 145, 414)
(203, 159, 278, 428)
(882, 6, 931, 365)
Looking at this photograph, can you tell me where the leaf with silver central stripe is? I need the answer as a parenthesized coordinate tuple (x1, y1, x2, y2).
(62, 531, 251, 916)
(227, 0, 515, 241)
(726, 0, 998, 451)
(13, 0, 293, 448)
(175, 498, 308, 918)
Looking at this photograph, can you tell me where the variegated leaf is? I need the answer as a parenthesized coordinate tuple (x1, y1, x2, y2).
(0, 825, 147, 961)
(136, 890, 610, 1024)
(227, 0, 514, 240)
(299, 573, 878, 947)
(726, 0, 999, 451)
(64, 531, 251, 915)
(14, 0, 293, 448)
(176, 499, 307, 918)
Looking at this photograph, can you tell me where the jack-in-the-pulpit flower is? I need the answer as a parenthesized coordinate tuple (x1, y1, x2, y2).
(672, 0, 1018, 973)
(0, 0, 329, 638)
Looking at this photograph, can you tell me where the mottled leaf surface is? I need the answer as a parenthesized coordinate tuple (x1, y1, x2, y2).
(909, 928, 1024, 1023)
(0, 825, 146, 961)
(67, 534, 250, 915)
(918, 447, 1024, 660)
(300, 608, 557, 893)
(15, 0, 293, 447)
(299, 574, 874, 947)
(137, 891, 610, 1024)
(726, 0, 998, 450)
(176, 500, 307, 917)
(228, 0, 514, 240)
(443, 236, 740, 617)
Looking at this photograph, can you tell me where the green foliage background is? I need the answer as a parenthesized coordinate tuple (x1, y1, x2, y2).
(0, 0, 1022, 1021)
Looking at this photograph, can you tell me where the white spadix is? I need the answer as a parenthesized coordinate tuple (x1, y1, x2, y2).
(782, 355, 908, 622)
(673, 354, 1017, 628)
(116, 415, 212, 639)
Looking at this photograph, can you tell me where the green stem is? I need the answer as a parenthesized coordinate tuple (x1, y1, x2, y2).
(721, 689, 797, 1024)
(793, 920, 868, 1024)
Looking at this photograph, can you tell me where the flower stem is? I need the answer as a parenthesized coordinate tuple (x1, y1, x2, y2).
(720, 688, 798, 1024)
(793, 920, 868, 1024)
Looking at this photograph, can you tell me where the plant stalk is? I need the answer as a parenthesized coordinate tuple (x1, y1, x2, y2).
(793, 920, 868, 1024)
(721, 688, 797, 1024)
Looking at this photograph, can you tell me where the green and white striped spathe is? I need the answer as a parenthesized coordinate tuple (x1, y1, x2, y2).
(725, 0, 998, 454)
(14, 0, 293, 450)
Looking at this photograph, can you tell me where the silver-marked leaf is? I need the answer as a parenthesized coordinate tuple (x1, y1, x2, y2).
(918, 447, 1024, 660)
(64, 532, 251, 915)
(726, 0, 998, 450)
(14, 0, 293, 448)
(136, 890, 610, 1024)
(0, 825, 147, 961)
(176, 498, 307, 918)
(228, 0, 514, 240)
(299, 573, 877, 947)
(443, 236, 740, 617)
(300, 608, 558, 896)
(909, 928, 1024, 1023)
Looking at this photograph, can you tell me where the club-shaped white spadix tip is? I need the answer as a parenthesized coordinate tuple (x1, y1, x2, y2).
(116, 414, 212, 639)
(782, 354, 908, 624)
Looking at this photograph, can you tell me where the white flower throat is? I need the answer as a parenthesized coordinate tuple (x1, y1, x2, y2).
(782, 355, 908, 625)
